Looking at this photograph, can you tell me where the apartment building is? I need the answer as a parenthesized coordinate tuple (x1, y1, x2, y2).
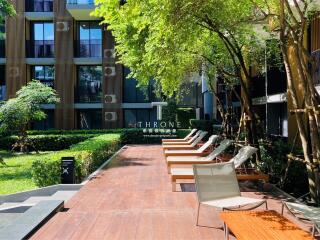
(1, 0, 203, 130)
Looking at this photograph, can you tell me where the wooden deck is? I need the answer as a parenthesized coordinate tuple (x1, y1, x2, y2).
(31, 145, 316, 240)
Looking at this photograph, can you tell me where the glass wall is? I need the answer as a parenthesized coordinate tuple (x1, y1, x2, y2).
(77, 109, 102, 129)
(0, 24, 5, 57)
(76, 66, 102, 103)
(0, 65, 5, 101)
(124, 109, 157, 128)
(76, 21, 102, 57)
(123, 68, 157, 103)
(32, 66, 54, 88)
(27, 22, 54, 58)
(25, 0, 54, 12)
(32, 110, 55, 130)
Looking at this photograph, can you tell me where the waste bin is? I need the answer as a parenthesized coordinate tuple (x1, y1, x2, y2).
(61, 157, 75, 184)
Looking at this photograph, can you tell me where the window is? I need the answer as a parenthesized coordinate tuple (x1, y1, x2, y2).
(124, 109, 157, 128)
(27, 22, 54, 58)
(0, 24, 5, 58)
(77, 110, 102, 129)
(123, 68, 157, 103)
(76, 21, 102, 57)
(32, 66, 54, 88)
(0, 65, 5, 101)
(76, 66, 102, 103)
(32, 110, 54, 130)
(26, 0, 53, 12)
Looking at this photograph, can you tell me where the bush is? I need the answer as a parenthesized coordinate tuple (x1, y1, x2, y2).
(120, 129, 190, 144)
(27, 129, 124, 135)
(31, 134, 121, 187)
(0, 135, 93, 151)
(177, 108, 195, 128)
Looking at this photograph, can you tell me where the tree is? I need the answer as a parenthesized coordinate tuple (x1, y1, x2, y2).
(94, 0, 269, 159)
(0, 0, 15, 38)
(0, 81, 60, 152)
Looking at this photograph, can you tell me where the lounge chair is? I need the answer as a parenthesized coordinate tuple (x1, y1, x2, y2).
(282, 201, 320, 236)
(165, 139, 233, 172)
(162, 129, 197, 143)
(162, 130, 202, 146)
(162, 131, 208, 151)
(194, 161, 267, 226)
(170, 146, 269, 191)
(164, 135, 219, 157)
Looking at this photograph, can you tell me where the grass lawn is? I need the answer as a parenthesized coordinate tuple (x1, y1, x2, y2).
(0, 151, 54, 195)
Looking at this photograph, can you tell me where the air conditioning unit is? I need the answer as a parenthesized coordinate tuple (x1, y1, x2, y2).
(104, 49, 115, 59)
(8, 67, 19, 77)
(105, 94, 117, 103)
(104, 66, 116, 77)
(56, 22, 69, 32)
(105, 112, 117, 121)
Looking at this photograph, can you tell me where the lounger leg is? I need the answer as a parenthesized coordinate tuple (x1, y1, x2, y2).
(265, 201, 268, 210)
(312, 225, 316, 237)
(223, 222, 229, 240)
(196, 202, 201, 226)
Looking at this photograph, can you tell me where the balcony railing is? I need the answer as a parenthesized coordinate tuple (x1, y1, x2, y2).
(74, 40, 102, 58)
(0, 40, 5, 58)
(75, 87, 102, 103)
(25, 0, 53, 12)
(67, 0, 94, 5)
(26, 40, 54, 58)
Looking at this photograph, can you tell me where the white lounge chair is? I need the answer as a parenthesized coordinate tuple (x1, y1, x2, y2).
(282, 201, 320, 236)
(164, 135, 219, 157)
(170, 146, 269, 191)
(162, 130, 202, 146)
(162, 131, 208, 150)
(193, 161, 267, 226)
(165, 139, 233, 172)
(162, 129, 197, 143)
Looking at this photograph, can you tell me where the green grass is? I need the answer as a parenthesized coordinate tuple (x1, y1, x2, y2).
(0, 151, 54, 195)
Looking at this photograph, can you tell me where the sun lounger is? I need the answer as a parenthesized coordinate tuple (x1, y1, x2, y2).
(162, 131, 208, 150)
(164, 135, 219, 157)
(162, 130, 202, 146)
(162, 129, 197, 143)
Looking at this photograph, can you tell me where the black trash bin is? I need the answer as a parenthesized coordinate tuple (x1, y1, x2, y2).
(61, 157, 75, 184)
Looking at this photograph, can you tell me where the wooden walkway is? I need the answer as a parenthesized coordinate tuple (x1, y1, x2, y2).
(31, 145, 316, 240)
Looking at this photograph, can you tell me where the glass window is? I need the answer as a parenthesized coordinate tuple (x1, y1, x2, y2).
(78, 110, 102, 129)
(0, 65, 5, 101)
(123, 68, 157, 103)
(77, 66, 102, 103)
(29, 22, 54, 58)
(27, 0, 53, 12)
(33, 66, 55, 88)
(124, 109, 157, 128)
(77, 21, 102, 57)
(32, 110, 54, 130)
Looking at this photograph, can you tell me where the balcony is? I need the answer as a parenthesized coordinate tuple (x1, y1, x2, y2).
(0, 40, 5, 58)
(66, 0, 99, 20)
(25, 0, 53, 12)
(75, 86, 102, 104)
(26, 40, 54, 58)
(74, 39, 102, 58)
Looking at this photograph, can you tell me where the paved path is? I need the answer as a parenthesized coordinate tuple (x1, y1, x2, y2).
(31, 145, 315, 240)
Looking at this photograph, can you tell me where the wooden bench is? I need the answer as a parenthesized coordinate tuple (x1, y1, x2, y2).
(220, 210, 314, 240)
(0, 200, 64, 240)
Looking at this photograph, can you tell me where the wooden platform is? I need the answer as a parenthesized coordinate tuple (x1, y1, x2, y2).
(30, 145, 317, 240)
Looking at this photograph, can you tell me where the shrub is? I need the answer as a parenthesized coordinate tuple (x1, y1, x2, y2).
(120, 129, 190, 144)
(31, 134, 121, 187)
(177, 108, 195, 128)
(27, 129, 124, 135)
(0, 135, 93, 151)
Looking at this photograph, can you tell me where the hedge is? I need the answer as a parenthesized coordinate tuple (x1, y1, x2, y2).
(120, 129, 191, 144)
(0, 135, 94, 151)
(177, 108, 195, 128)
(27, 129, 124, 135)
(31, 134, 121, 187)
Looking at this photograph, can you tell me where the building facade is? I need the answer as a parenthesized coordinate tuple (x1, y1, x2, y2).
(1, 0, 203, 130)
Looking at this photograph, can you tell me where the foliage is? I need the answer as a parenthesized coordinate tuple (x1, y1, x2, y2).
(0, 0, 15, 39)
(26, 129, 124, 135)
(31, 134, 120, 187)
(0, 135, 93, 151)
(176, 108, 195, 128)
(190, 119, 213, 133)
(162, 101, 177, 123)
(0, 81, 60, 152)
